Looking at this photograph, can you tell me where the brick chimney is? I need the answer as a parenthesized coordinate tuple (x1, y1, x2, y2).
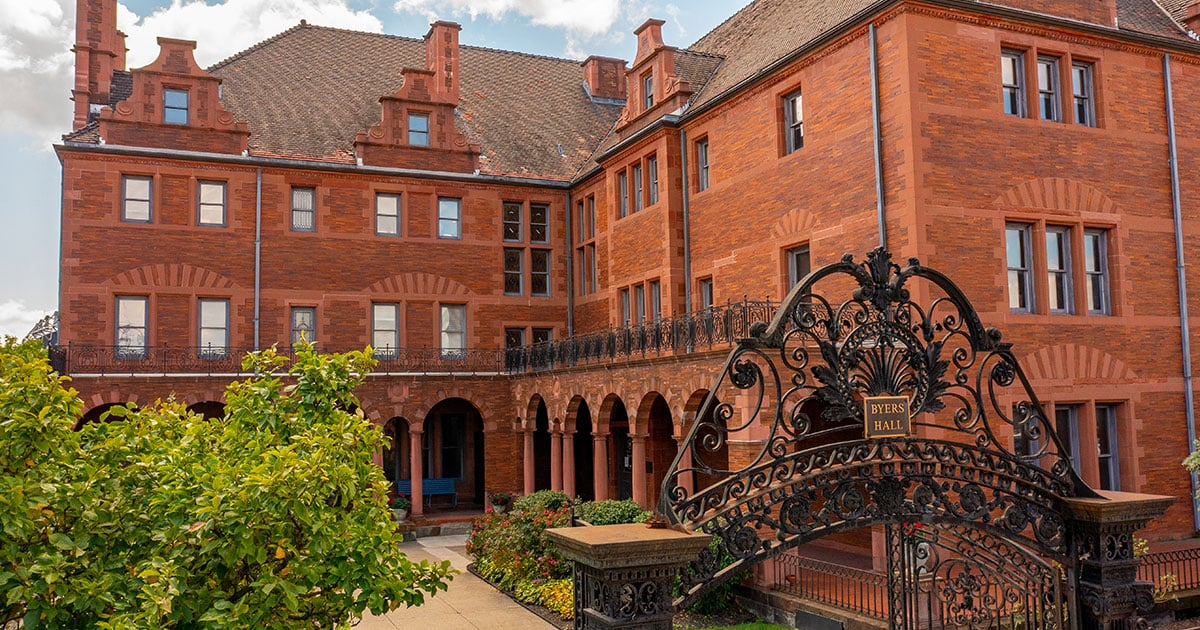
(1186, 0, 1200, 32)
(72, 0, 128, 130)
(634, 19, 666, 65)
(425, 21, 462, 103)
(582, 56, 628, 102)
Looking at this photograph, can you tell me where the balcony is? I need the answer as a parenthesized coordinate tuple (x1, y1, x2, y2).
(48, 299, 778, 377)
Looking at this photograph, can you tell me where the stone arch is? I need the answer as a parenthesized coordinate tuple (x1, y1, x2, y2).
(182, 389, 226, 407)
(407, 386, 497, 431)
(769, 207, 817, 240)
(524, 393, 547, 431)
(992, 177, 1117, 215)
(423, 397, 486, 506)
(366, 271, 473, 297)
(104, 263, 239, 290)
(1020, 344, 1137, 383)
(76, 402, 128, 430)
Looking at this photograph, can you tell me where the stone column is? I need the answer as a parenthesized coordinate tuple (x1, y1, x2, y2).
(563, 430, 576, 498)
(1064, 490, 1173, 629)
(552, 424, 564, 492)
(523, 427, 535, 496)
(593, 432, 609, 501)
(631, 435, 647, 509)
(547, 523, 712, 630)
(409, 428, 424, 518)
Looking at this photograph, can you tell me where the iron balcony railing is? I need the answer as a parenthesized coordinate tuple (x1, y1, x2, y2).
(773, 550, 889, 620)
(1138, 547, 1200, 596)
(48, 298, 778, 377)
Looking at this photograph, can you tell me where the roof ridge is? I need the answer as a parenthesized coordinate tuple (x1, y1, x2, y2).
(675, 47, 727, 60)
(458, 41, 591, 65)
(208, 22, 310, 71)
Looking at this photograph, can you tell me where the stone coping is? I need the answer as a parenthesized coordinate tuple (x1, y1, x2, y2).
(547, 523, 713, 570)
(1063, 490, 1175, 523)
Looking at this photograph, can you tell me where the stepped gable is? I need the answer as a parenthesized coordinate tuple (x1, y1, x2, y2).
(207, 23, 622, 180)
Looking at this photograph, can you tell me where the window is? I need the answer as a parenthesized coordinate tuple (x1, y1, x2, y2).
(1084, 229, 1110, 314)
(588, 244, 598, 293)
(618, 172, 628, 218)
(577, 201, 586, 243)
(643, 72, 654, 110)
(122, 175, 152, 222)
(1001, 50, 1026, 117)
(440, 304, 466, 358)
(620, 288, 631, 324)
(373, 303, 400, 358)
(586, 197, 595, 239)
(633, 284, 646, 324)
(531, 249, 550, 297)
(198, 298, 228, 358)
(530, 204, 549, 243)
(291, 306, 316, 346)
(1072, 62, 1095, 127)
(699, 277, 714, 310)
(376, 192, 401, 236)
(632, 164, 643, 212)
(1055, 404, 1082, 473)
(648, 155, 659, 205)
(438, 197, 461, 239)
(787, 245, 811, 290)
(1013, 404, 1041, 458)
(163, 88, 188, 125)
(115, 296, 148, 358)
(784, 89, 804, 153)
(533, 327, 552, 345)
(1046, 227, 1072, 313)
(1006, 223, 1034, 313)
(408, 112, 430, 146)
(198, 181, 226, 226)
(291, 187, 315, 232)
(696, 139, 710, 191)
(578, 246, 591, 295)
(504, 248, 523, 295)
(1096, 403, 1120, 491)
(649, 280, 661, 321)
(1037, 56, 1060, 122)
(503, 202, 522, 241)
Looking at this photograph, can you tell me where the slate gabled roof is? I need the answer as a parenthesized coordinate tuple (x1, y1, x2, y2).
(205, 23, 623, 181)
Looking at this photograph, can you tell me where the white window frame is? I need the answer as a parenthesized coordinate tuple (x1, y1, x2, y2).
(618, 172, 628, 218)
(642, 72, 654, 110)
(633, 284, 646, 324)
(163, 87, 189, 125)
(1054, 404, 1082, 476)
(787, 245, 811, 290)
(620, 288, 631, 325)
(198, 298, 229, 358)
(1037, 55, 1061, 122)
(1096, 403, 1120, 491)
(372, 303, 400, 358)
(438, 197, 462, 239)
(440, 304, 467, 359)
(1072, 62, 1095, 127)
(784, 89, 804, 153)
(696, 139, 710, 191)
(198, 180, 226, 227)
(649, 280, 661, 322)
(376, 192, 401, 236)
(633, 164, 643, 212)
(1084, 229, 1110, 315)
(116, 296, 148, 358)
(1006, 223, 1034, 313)
(699, 277, 714, 310)
(648, 155, 659, 205)
(1001, 50, 1026, 117)
(408, 112, 430, 147)
(122, 175, 153, 223)
(291, 187, 315, 232)
(1046, 226, 1073, 314)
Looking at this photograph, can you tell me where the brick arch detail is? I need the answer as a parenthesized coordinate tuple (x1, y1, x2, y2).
(992, 177, 1117, 215)
(182, 391, 226, 406)
(408, 388, 497, 431)
(770, 207, 816, 240)
(1019, 344, 1137, 384)
(104, 263, 238, 290)
(367, 271, 473, 296)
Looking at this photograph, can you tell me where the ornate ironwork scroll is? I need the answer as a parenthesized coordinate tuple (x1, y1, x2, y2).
(660, 248, 1098, 613)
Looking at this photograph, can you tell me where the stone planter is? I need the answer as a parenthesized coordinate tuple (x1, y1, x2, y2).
(393, 508, 409, 522)
(491, 504, 506, 514)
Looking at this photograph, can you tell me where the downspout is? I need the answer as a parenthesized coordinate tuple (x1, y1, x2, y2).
(1163, 53, 1200, 529)
(565, 191, 574, 336)
(681, 130, 693, 314)
(869, 23, 886, 249)
(254, 167, 262, 350)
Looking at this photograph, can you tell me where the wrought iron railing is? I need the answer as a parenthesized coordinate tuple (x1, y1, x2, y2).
(1139, 547, 1200, 595)
(49, 299, 778, 377)
(773, 551, 888, 620)
(47, 345, 508, 376)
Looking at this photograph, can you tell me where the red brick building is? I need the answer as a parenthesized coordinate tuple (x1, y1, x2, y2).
(56, 0, 1200, 542)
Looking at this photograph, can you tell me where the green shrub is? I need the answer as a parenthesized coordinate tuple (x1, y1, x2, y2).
(513, 489, 572, 512)
(466, 502, 573, 591)
(575, 499, 652, 525)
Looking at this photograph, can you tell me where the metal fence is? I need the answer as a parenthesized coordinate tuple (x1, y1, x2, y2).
(49, 299, 778, 377)
(1138, 547, 1200, 596)
(773, 550, 889, 620)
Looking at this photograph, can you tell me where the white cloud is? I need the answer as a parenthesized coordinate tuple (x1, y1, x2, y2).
(394, 0, 621, 37)
(0, 299, 52, 340)
(0, 0, 383, 144)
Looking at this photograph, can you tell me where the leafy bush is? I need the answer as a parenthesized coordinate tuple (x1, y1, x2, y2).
(0, 339, 453, 628)
(512, 489, 572, 513)
(575, 499, 652, 525)
(466, 505, 573, 591)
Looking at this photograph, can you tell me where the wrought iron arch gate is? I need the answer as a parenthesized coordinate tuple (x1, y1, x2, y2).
(659, 249, 1166, 630)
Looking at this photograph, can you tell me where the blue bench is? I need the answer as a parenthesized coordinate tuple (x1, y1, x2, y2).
(395, 478, 458, 508)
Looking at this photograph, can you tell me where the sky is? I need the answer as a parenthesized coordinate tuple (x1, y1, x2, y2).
(0, 0, 744, 339)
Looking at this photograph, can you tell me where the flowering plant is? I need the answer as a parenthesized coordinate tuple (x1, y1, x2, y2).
(490, 491, 513, 508)
(391, 494, 412, 511)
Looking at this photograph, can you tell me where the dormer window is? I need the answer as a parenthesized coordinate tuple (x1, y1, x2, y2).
(642, 73, 654, 110)
(408, 113, 430, 147)
(163, 88, 189, 125)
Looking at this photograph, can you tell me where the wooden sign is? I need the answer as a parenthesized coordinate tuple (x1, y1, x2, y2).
(863, 395, 910, 438)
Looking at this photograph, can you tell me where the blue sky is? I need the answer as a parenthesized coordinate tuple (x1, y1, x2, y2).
(0, 0, 742, 338)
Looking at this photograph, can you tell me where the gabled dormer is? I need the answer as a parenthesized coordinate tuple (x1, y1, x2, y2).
(615, 19, 695, 134)
(354, 21, 480, 173)
(97, 37, 249, 154)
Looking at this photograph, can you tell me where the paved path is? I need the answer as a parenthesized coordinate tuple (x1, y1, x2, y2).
(355, 534, 556, 629)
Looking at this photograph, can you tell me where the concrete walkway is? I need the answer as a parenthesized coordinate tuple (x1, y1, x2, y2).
(355, 534, 557, 629)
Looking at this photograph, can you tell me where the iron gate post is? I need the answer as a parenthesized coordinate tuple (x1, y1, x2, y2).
(1064, 491, 1174, 629)
(547, 523, 712, 629)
